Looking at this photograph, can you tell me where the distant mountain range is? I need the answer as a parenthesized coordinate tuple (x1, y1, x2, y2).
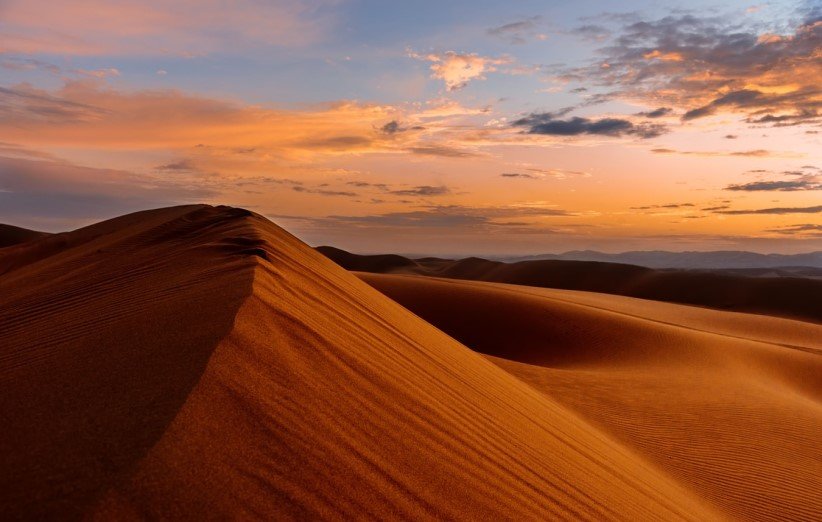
(503, 250, 822, 269)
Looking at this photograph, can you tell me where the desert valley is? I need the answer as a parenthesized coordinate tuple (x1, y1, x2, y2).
(2, 0, 821, 519)
(1, 205, 820, 520)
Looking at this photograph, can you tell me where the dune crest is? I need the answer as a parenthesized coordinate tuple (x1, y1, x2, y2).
(1, 206, 719, 520)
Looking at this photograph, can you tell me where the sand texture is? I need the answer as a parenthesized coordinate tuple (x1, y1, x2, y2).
(361, 273, 822, 521)
(3, 206, 819, 520)
(1, 206, 727, 520)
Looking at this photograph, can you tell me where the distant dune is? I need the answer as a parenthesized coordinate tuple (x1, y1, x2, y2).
(0, 206, 722, 520)
(360, 272, 822, 521)
(319, 247, 822, 323)
(506, 249, 822, 269)
(0, 224, 49, 248)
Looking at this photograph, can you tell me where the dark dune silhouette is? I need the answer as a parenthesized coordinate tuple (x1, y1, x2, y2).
(316, 245, 420, 273)
(0, 224, 49, 248)
(319, 247, 822, 323)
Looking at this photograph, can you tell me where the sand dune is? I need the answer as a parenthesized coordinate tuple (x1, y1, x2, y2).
(361, 273, 822, 521)
(321, 247, 822, 323)
(0, 224, 49, 248)
(0, 205, 722, 520)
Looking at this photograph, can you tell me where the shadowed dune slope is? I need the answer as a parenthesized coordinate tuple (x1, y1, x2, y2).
(0, 224, 50, 248)
(0, 205, 257, 519)
(320, 248, 822, 323)
(359, 273, 822, 522)
(316, 245, 421, 273)
(0, 206, 720, 520)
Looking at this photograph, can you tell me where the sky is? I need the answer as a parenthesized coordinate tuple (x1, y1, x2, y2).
(0, 0, 820, 255)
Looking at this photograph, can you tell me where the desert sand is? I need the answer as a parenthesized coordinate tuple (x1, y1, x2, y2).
(360, 273, 822, 521)
(1, 205, 818, 520)
(319, 246, 822, 323)
(0, 224, 49, 249)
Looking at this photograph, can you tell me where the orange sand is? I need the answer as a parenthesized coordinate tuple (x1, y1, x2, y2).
(361, 273, 822, 521)
(1, 206, 721, 520)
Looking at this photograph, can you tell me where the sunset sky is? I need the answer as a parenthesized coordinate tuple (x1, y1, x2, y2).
(0, 0, 820, 255)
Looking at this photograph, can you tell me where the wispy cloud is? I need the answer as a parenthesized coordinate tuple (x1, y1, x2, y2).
(487, 16, 546, 44)
(630, 203, 694, 210)
(501, 167, 590, 180)
(650, 148, 789, 157)
(292, 186, 357, 197)
(387, 185, 451, 197)
(317, 203, 576, 230)
(0, 0, 336, 55)
(0, 155, 213, 228)
(766, 223, 822, 236)
(635, 107, 672, 118)
(725, 179, 822, 191)
(714, 205, 822, 215)
(724, 168, 822, 191)
(0, 81, 493, 164)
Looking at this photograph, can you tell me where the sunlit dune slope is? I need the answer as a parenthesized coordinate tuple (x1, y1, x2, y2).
(320, 247, 822, 323)
(360, 273, 822, 522)
(0, 205, 719, 520)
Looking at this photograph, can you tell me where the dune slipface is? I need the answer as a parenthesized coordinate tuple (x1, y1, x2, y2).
(0, 224, 49, 249)
(360, 273, 822, 522)
(0, 205, 723, 520)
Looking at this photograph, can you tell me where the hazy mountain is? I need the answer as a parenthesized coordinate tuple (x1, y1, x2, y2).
(505, 250, 822, 269)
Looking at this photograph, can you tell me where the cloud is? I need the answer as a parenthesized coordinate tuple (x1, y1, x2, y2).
(513, 113, 666, 138)
(487, 16, 545, 44)
(388, 185, 451, 197)
(0, 56, 61, 75)
(501, 173, 538, 179)
(407, 145, 479, 158)
(766, 224, 822, 236)
(0, 155, 213, 229)
(410, 50, 512, 91)
(73, 67, 121, 79)
(682, 89, 819, 124)
(292, 186, 357, 197)
(714, 205, 822, 215)
(635, 107, 672, 118)
(0, 0, 336, 56)
(378, 120, 424, 135)
(318, 203, 575, 230)
(502, 167, 591, 180)
(630, 203, 694, 210)
(155, 159, 197, 172)
(341, 181, 453, 198)
(725, 179, 822, 191)
(0, 141, 59, 161)
(345, 181, 389, 190)
(650, 147, 782, 157)
(566, 11, 822, 127)
(571, 25, 612, 42)
(0, 81, 516, 173)
(0, 80, 489, 163)
(0, 84, 107, 123)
